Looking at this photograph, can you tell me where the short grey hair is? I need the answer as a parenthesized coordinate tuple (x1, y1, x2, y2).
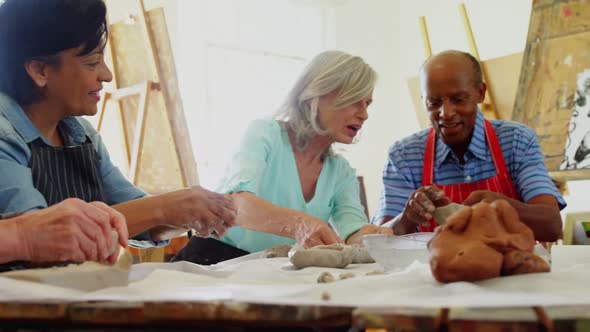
(276, 50, 377, 151)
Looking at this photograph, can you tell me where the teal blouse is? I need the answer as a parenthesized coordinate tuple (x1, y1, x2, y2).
(217, 118, 368, 253)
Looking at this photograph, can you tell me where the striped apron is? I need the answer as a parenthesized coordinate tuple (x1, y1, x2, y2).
(419, 119, 520, 232)
(28, 133, 105, 206)
(0, 133, 104, 271)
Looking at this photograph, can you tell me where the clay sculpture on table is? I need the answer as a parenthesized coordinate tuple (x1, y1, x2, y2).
(288, 244, 374, 269)
(428, 200, 550, 283)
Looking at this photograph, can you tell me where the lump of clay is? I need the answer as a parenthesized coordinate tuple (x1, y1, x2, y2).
(289, 244, 356, 269)
(262, 244, 292, 258)
(432, 203, 465, 225)
(501, 250, 550, 276)
(351, 245, 376, 264)
(317, 271, 335, 283)
(428, 200, 550, 283)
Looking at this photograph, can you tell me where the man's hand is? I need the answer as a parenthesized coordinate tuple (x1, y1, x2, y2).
(463, 190, 509, 206)
(400, 185, 451, 228)
(346, 224, 393, 246)
(294, 218, 343, 248)
(15, 198, 129, 264)
(156, 186, 237, 238)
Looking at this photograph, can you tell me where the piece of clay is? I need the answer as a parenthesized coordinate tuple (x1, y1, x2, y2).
(351, 245, 376, 263)
(339, 272, 355, 280)
(321, 291, 331, 301)
(317, 271, 335, 283)
(261, 244, 292, 258)
(428, 200, 550, 283)
(115, 249, 133, 270)
(432, 203, 465, 225)
(109, 230, 119, 256)
(501, 250, 550, 276)
(288, 244, 355, 269)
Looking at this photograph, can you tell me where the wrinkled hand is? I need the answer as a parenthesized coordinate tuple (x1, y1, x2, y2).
(294, 218, 343, 248)
(402, 185, 451, 227)
(160, 186, 237, 238)
(346, 224, 393, 246)
(16, 198, 128, 264)
(463, 190, 508, 206)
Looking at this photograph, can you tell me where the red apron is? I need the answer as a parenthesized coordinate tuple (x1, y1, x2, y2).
(419, 119, 520, 232)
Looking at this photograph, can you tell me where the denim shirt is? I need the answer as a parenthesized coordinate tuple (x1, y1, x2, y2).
(0, 93, 167, 248)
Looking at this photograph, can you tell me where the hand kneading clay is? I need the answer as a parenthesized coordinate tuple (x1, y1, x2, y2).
(288, 244, 356, 269)
(428, 200, 550, 283)
(262, 244, 293, 258)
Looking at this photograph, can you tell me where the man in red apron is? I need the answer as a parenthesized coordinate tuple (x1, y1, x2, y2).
(373, 51, 565, 242)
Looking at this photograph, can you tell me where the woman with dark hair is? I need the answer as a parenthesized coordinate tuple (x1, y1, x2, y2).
(0, 0, 236, 252)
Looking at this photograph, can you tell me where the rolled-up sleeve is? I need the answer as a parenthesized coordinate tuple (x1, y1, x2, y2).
(217, 119, 275, 195)
(512, 127, 566, 209)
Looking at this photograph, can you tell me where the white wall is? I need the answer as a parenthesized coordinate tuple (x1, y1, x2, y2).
(330, 0, 402, 218)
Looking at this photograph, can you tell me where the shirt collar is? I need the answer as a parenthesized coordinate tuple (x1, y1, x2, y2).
(0, 93, 88, 146)
(434, 109, 487, 168)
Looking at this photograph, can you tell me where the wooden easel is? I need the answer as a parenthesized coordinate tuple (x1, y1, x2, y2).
(97, 0, 197, 262)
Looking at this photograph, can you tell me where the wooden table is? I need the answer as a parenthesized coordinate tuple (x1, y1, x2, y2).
(0, 301, 352, 331)
(2, 301, 590, 331)
(352, 305, 590, 332)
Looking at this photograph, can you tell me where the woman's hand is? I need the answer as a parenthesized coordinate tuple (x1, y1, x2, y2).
(156, 186, 237, 238)
(294, 218, 343, 248)
(346, 224, 393, 246)
(14, 198, 128, 264)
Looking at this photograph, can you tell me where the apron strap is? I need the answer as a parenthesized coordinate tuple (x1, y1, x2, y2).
(423, 128, 437, 186)
(484, 119, 510, 176)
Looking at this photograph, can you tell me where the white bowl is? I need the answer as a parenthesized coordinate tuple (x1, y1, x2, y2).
(363, 233, 434, 271)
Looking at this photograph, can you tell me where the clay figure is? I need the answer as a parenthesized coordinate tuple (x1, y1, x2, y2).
(428, 200, 550, 283)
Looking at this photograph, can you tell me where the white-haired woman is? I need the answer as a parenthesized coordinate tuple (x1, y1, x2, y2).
(173, 51, 392, 264)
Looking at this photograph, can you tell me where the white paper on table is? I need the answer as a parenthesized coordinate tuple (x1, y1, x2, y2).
(551, 245, 590, 270)
(0, 276, 84, 302)
(82, 269, 233, 302)
(1, 255, 590, 309)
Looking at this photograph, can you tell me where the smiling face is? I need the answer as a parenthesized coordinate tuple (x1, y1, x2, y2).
(42, 46, 112, 117)
(317, 89, 372, 144)
(420, 53, 486, 154)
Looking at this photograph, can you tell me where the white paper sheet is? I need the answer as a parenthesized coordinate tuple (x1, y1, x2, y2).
(2, 256, 590, 309)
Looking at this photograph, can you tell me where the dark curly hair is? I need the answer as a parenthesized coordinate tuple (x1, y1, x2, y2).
(0, 0, 108, 106)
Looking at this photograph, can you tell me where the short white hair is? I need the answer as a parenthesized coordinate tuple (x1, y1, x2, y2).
(276, 50, 377, 151)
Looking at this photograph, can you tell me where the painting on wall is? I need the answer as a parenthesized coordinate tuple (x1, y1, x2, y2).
(561, 69, 590, 170)
(512, 0, 590, 178)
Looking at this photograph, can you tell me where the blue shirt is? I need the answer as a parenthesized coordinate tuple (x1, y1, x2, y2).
(217, 118, 368, 253)
(373, 111, 566, 223)
(0, 93, 166, 248)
